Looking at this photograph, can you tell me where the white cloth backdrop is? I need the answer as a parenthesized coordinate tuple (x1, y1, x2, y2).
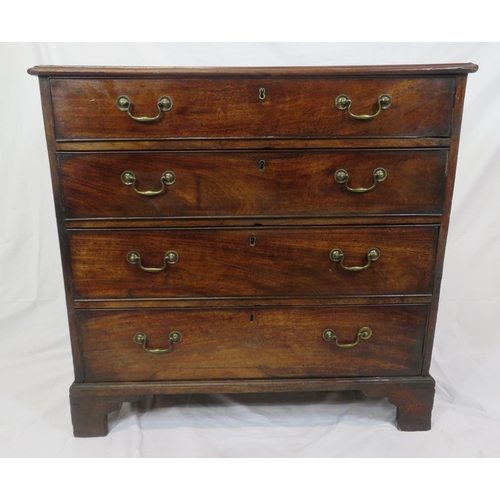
(1, 42, 499, 457)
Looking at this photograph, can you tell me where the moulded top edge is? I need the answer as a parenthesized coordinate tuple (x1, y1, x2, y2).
(27, 63, 479, 77)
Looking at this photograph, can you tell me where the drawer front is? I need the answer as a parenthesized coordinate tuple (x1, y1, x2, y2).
(68, 226, 438, 299)
(59, 149, 447, 219)
(51, 77, 455, 140)
(78, 305, 428, 381)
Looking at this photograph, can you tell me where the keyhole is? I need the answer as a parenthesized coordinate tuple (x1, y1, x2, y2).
(258, 160, 266, 171)
(249, 236, 256, 246)
(259, 88, 266, 100)
(250, 314, 255, 323)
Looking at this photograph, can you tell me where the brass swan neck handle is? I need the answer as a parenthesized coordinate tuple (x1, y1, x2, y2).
(335, 94, 392, 120)
(121, 170, 176, 197)
(126, 250, 179, 273)
(133, 331, 182, 354)
(323, 327, 372, 348)
(329, 247, 381, 272)
(116, 95, 173, 122)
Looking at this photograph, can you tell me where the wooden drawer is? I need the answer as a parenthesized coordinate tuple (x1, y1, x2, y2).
(78, 305, 428, 381)
(59, 149, 447, 219)
(68, 226, 438, 299)
(50, 77, 455, 140)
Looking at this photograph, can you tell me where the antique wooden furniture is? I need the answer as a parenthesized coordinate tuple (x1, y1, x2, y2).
(29, 64, 477, 437)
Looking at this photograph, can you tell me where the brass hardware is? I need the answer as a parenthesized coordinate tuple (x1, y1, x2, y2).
(121, 170, 176, 196)
(258, 160, 266, 171)
(116, 95, 173, 122)
(249, 236, 257, 246)
(322, 327, 372, 348)
(329, 247, 380, 272)
(259, 88, 266, 100)
(133, 331, 182, 354)
(334, 167, 387, 193)
(335, 94, 392, 120)
(126, 250, 179, 273)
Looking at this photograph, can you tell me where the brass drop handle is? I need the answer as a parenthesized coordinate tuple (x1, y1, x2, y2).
(323, 327, 372, 348)
(334, 167, 387, 193)
(335, 94, 392, 120)
(133, 331, 182, 354)
(116, 95, 173, 122)
(329, 247, 380, 272)
(126, 250, 179, 273)
(121, 170, 176, 196)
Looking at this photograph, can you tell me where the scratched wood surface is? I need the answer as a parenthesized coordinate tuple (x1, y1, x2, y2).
(78, 305, 428, 381)
(50, 77, 455, 140)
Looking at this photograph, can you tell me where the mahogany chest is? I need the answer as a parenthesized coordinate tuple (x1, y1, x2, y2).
(29, 64, 477, 436)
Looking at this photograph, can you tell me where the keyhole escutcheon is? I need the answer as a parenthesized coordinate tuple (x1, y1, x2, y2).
(259, 88, 266, 100)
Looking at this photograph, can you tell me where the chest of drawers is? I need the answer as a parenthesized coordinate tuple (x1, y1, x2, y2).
(29, 64, 477, 437)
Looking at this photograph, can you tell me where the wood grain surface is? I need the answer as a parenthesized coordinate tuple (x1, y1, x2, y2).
(68, 226, 438, 299)
(59, 149, 447, 219)
(50, 77, 455, 140)
(28, 64, 477, 435)
(77, 305, 428, 381)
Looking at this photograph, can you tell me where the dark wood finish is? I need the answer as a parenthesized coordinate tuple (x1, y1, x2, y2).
(70, 375, 435, 396)
(69, 390, 142, 437)
(65, 216, 443, 229)
(56, 138, 451, 151)
(69, 392, 119, 437)
(59, 149, 447, 219)
(28, 63, 478, 77)
(73, 295, 433, 310)
(69, 376, 435, 436)
(50, 77, 455, 140)
(68, 226, 438, 299)
(77, 305, 428, 381)
(30, 64, 476, 436)
(422, 75, 470, 375)
(37, 77, 85, 382)
(362, 377, 435, 431)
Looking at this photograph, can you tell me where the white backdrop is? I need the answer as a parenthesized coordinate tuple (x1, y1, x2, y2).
(1, 42, 499, 457)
